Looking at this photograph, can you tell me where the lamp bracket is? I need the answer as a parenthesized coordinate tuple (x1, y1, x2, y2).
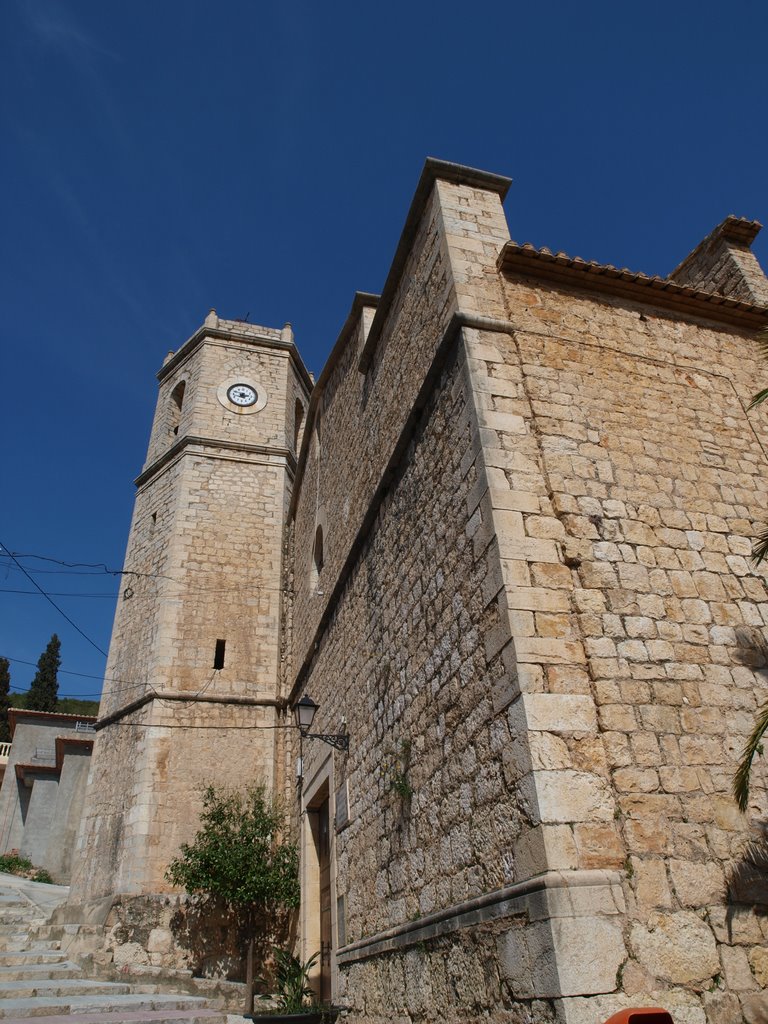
(303, 732, 349, 752)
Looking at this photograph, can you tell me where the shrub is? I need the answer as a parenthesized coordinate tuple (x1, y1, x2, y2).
(0, 852, 54, 883)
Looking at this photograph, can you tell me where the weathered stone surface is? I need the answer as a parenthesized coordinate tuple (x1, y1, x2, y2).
(629, 912, 720, 985)
(749, 946, 768, 987)
(558, 989, 706, 1024)
(668, 859, 725, 907)
(742, 992, 768, 1024)
(498, 915, 624, 999)
(80, 159, 768, 1024)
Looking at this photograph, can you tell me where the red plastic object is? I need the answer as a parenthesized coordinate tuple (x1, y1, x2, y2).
(603, 1011, 673, 1024)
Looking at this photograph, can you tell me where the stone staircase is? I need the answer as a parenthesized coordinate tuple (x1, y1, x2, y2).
(0, 875, 241, 1023)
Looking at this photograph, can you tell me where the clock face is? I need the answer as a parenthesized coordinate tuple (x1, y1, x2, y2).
(227, 383, 257, 407)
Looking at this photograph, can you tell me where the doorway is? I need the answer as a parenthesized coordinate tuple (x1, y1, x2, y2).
(306, 782, 332, 1002)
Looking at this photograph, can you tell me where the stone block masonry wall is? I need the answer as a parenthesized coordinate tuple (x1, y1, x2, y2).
(299, 340, 554, 1024)
(487, 270, 768, 1023)
(292, 167, 511, 675)
(291, 161, 768, 1023)
(290, 166, 631, 1023)
(72, 319, 307, 905)
(72, 699, 280, 901)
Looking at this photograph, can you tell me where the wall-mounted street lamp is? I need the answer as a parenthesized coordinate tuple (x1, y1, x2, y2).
(293, 694, 349, 752)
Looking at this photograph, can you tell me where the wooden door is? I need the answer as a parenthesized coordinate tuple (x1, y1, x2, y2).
(317, 799, 331, 1002)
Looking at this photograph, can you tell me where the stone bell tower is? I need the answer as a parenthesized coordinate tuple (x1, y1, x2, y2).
(70, 311, 311, 903)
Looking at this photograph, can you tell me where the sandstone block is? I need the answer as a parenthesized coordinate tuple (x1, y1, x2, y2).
(519, 769, 614, 824)
(720, 943, 757, 992)
(632, 857, 672, 909)
(742, 993, 768, 1024)
(668, 859, 725, 907)
(514, 637, 586, 665)
(556, 990, 706, 1024)
(147, 926, 173, 954)
(513, 823, 578, 876)
(113, 940, 151, 966)
(497, 914, 625, 998)
(508, 693, 597, 735)
(573, 822, 625, 869)
(751, 946, 768, 987)
(629, 911, 719, 985)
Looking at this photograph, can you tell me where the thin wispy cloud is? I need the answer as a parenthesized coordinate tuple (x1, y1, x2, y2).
(19, 0, 121, 63)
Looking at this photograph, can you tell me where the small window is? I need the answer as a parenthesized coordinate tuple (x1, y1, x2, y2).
(170, 381, 186, 437)
(213, 639, 226, 670)
(314, 526, 324, 573)
(310, 525, 324, 592)
(294, 399, 305, 452)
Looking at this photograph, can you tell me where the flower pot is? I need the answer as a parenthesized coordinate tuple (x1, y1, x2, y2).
(246, 1011, 339, 1024)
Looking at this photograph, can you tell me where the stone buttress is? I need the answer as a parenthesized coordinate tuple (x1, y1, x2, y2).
(288, 161, 768, 1024)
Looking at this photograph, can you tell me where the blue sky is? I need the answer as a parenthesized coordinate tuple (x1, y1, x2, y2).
(1, 0, 767, 701)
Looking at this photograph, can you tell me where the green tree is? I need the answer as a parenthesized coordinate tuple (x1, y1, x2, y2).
(26, 635, 61, 712)
(166, 783, 299, 1012)
(747, 334, 768, 566)
(734, 332, 768, 811)
(0, 657, 11, 743)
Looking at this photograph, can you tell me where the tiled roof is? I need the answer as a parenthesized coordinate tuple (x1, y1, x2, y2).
(498, 240, 768, 329)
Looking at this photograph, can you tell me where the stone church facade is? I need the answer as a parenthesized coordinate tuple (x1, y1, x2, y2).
(69, 160, 768, 1023)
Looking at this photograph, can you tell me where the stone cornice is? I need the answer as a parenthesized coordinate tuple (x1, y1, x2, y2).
(135, 435, 296, 489)
(499, 242, 768, 329)
(94, 689, 286, 731)
(358, 158, 512, 373)
(157, 323, 313, 393)
(336, 869, 622, 965)
(288, 292, 380, 523)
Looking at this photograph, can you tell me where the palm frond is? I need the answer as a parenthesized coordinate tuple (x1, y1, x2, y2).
(753, 525, 768, 567)
(734, 700, 768, 812)
(748, 388, 768, 411)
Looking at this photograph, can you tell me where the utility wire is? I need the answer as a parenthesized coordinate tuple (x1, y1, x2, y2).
(0, 555, 287, 595)
(1, 656, 138, 685)
(102, 720, 287, 731)
(0, 542, 108, 657)
(0, 589, 118, 598)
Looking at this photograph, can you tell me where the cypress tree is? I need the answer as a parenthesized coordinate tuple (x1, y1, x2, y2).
(26, 635, 61, 712)
(0, 658, 10, 742)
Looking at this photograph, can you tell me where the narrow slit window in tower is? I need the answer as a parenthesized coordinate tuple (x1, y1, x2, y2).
(294, 399, 305, 452)
(311, 525, 324, 593)
(213, 639, 226, 670)
(170, 381, 186, 436)
(314, 526, 324, 573)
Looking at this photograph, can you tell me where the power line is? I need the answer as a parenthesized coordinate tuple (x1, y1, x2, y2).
(0, 555, 287, 595)
(0, 589, 118, 598)
(103, 720, 287, 731)
(1, 655, 253, 704)
(1, 656, 132, 684)
(0, 542, 108, 658)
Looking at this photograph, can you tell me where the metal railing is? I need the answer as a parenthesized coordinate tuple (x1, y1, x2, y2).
(75, 721, 95, 733)
(0, 742, 10, 760)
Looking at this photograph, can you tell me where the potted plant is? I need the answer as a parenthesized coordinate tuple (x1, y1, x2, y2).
(248, 948, 339, 1023)
(165, 783, 300, 1013)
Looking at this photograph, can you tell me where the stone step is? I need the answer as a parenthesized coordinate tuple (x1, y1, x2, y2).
(0, 1011, 228, 1024)
(0, 940, 62, 953)
(0, 992, 215, 1019)
(0, 977, 135, 998)
(0, 950, 68, 966)
(0, 961, 81, 981)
